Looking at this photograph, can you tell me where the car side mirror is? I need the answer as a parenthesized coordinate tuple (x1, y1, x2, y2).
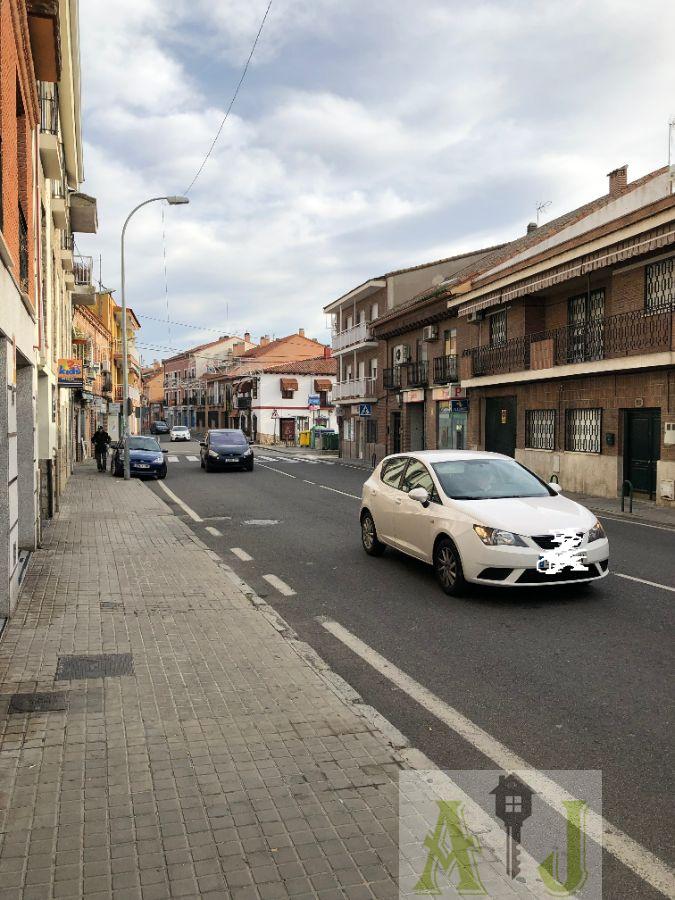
(248, 438, 253, 444)
(548, 482, 563, 494)
(408, 487, 430, 506)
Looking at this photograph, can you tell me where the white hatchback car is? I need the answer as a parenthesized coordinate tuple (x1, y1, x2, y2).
(360, 450, 609, 595)
(170, 425, 191, 442)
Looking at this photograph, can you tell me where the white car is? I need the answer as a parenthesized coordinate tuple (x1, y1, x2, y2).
(170, 425, 191, 442)
(360, 450, 609, 595)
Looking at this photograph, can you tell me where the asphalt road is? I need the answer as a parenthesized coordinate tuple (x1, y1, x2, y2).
(148, 438, 675, 898)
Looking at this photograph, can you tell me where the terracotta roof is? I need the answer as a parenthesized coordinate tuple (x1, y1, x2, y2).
(263, 357, 337, 375)
(240, 333, 327, 359)
(162, 334, 251, 363)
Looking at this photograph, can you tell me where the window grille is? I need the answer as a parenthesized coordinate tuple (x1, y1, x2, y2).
(525, 409, 555, 450)
(645, 257, 674, 312)
(489, 310, 507, 347)
(565, 408, 601, 453)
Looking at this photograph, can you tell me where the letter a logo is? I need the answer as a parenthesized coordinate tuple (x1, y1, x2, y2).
(414, 800, 488, 895)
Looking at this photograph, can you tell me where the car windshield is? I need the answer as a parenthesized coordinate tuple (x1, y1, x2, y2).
(431, 458, 553, 500)
(129, 437, 161, 452)
(211, 431, 247, 447)
(173, 426, 188, 431)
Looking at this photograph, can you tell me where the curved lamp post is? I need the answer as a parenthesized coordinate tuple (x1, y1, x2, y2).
(120, 195, 189, 479)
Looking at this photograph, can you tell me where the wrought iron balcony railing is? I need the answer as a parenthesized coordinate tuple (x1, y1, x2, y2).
(433, 354, 458, 384)
(405, 361, 428, 387)
(383, 367, 402, 390)
(464, 305, 674, 378)
(19, 205, 29, 293)
(74, 254, 93, 286)
(39, 82, 59, 135)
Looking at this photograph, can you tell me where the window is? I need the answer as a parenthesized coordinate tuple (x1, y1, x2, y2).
(365, 418, 377, 443)
(370, 302, 379, 321)
(318, 390, 328, 407)
(565, 408, 601, 453)
(645, 257, 674, 312)
(489, 310, 507, 347)
(281, 388, 294, 399)
(443, 328, 457, 356)
(525, 409, 556, 450)
(505, 796, 522, 814)
(432, 458, 552, 500)
(381, 456, 408, 488)
(369, 358, 378, 380)
(343, 418, 354, 441)
(401, 459, 439, 502)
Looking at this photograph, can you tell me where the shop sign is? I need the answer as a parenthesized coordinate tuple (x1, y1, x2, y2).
(402, 389, 424, 403)
(57, 358, 84, 387)
(451, 399, 469, 412)
(308, 394, 320, 408)
(108, 403, 121, 414)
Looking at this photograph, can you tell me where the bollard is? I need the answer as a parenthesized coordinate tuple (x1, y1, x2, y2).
(621, 479, 633, 513)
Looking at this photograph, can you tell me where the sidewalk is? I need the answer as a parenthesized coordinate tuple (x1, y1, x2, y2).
(562, 490, 675, 528)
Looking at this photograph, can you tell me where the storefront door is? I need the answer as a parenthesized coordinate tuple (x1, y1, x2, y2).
(624, 408, 660, 497)
(438, 405, 467, 450)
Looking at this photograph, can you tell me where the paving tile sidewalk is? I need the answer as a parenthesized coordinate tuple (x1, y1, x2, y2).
(0, 463, 538, 900)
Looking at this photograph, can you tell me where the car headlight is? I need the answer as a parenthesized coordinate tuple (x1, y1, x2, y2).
(153, 455, 164, 463)
(473, 525, 527, 547)
(243, 448, 252, 457)
(208, 449, 219, 457)
(587, 520, 606, 543)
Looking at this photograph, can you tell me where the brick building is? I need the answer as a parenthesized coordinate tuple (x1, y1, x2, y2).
(450, 165, 675, 506)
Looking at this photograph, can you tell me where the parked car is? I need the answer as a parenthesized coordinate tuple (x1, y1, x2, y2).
(170, 425, 191, 442)
(200, 429, 254, 472)
(150, 420, 169, 434)
(110, 436, 168, 479)
(360, 450, 609, 595)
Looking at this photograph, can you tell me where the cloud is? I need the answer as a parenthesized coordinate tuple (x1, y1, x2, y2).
(75, 0, 675, 362)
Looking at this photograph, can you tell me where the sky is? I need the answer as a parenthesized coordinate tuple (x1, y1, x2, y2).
(76, 0, 675, 364)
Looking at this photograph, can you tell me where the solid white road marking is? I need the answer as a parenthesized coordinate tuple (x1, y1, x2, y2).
(320, 619, 675, 898)
(319, 484, 360, 500)
(167, 455, 179, 463)
(263, 574, 296, 596)
(205, 526, 222, 537)
(186, 455, 199, 462)
(230, 547, 253, 562)
(303, 480, 316, 485)
(257, 463, 296, 478)
(156, 482, 203, 522)
(598, 513, 675, 532)
(613, 572, 675, 593)
(243, 519, 279, 526)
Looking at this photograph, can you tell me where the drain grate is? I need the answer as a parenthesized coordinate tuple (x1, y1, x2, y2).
(100, 601, 123, 610)
(8, 691, 68, 713)
(55, 653, 134, 680)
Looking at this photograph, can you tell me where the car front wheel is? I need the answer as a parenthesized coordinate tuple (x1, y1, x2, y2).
(361, 511, 386, 557)
(433, 537, 465, 596)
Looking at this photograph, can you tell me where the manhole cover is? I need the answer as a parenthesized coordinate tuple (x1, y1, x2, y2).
(9, 692, 68, 713)
(55, 653, 134, 680)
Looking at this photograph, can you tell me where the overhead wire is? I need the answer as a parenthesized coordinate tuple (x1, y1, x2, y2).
(183, 0, 274, 194)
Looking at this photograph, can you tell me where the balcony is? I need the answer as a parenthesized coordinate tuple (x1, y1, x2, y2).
(60, 231, 73, 271)
(405, 361, 428, 387)
(463, 306, 674, 381)
(332, 377, 377, 402)
(72, 254, 96, 306)
(38, 82, 61, 179)
(433, 354, 458, 384)
(383, 367, 402, 390)
(331, 320, 377, 353)
(18, 205, 29, 295)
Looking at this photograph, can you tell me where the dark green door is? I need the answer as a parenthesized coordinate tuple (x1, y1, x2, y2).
(485, 397, 517, 457)
(390, 412, 401, 454)
(625, 409, 660, 496)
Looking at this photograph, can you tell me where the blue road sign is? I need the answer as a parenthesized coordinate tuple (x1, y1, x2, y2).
(358, 403, 372, 416)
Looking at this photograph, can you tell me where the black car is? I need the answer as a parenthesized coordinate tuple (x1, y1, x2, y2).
(150, 420, 169, 434)
(111, 436, 168, 478)
(200, 429, 254, 472)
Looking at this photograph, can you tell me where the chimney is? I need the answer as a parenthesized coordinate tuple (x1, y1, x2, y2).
(244, 331, 251, 343)
(298, 328, 305, 337)
(323, 345, 331, 359)
(260, 335, 269, 346)
(607, 165, 628, 198)
(526, 222, 538, 234)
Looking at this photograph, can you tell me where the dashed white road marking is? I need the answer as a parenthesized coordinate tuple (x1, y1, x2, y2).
(613, 572, 675, 593)
(167, 455, 179, 463)
(156, 482, 203, 522)
(303, 480, 316, 485)
(230, 547, 253, 562)
(319, 484, 360, 500)
(186, 455, 199, 462)
(319, 618, 675, 898)
(257, 463, 296, 478)
(243, 519, 279, 526)
(205, 526, 222, 537)
(262, 574, 296, 596)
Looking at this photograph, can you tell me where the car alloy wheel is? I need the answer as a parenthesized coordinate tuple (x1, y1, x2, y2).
(361, 512, 385, 557)
(433, 538, 465, 596)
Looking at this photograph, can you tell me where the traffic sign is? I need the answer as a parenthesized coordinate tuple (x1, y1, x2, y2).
(358, 403, 372, 416)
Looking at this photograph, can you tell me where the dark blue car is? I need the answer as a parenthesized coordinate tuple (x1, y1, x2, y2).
(111, 436, 167, 479)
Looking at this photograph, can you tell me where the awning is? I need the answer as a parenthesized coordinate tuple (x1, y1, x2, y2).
(280, 378, 298, 391)
(459, 221, 675, 317)
(314, 378, 332, 391)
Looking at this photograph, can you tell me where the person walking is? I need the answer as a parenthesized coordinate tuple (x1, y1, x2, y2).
(92, 425, 111, 472)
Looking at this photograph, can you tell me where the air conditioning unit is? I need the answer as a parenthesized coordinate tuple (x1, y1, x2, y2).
(393, 344, 411, 365)
(467, 310, 484, 323)
(422, 325, 438, 342)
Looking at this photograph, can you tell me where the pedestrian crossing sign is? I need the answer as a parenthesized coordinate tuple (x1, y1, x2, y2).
(358, 403, 372, 416)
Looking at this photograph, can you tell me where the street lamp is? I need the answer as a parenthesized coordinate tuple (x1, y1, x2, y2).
(120, 195, 189, 479)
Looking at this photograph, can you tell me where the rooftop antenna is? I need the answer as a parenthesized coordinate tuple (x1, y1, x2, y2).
(536, 200, 552, 226)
